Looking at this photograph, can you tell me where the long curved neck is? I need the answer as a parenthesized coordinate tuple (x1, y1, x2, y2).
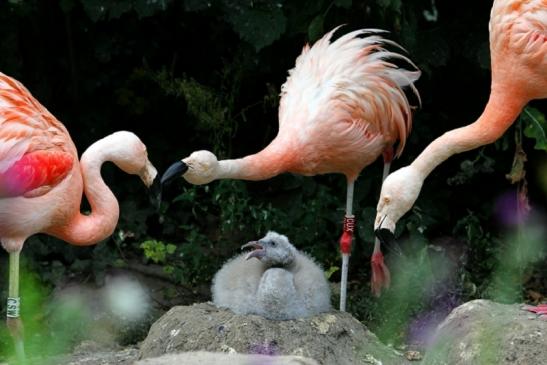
(411, 87, 527, 179)
(217, 136, 296, 181)
(56, 139, 121, 246)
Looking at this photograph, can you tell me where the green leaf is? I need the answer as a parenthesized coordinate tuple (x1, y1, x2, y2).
(81, 0, 109, 22)
(376, 0, 401, 12)
(108, 1, 133, 19)
(334, 0, 351, 9)
(184, 0, 210, 12)
(80, 0, 133, 21)
(60, 0, 76, 13)
(141, 240, 176, 263)
(447, 150, 495, 186)
(133, 0, 170, 18)
(523, 107, 547, 151)
(166, 243, 177, 255)
(223, 1, 287, 51)
(307, 14, 324, 42)
(81, 0, 169, 21)
(325, 266, 340, 280)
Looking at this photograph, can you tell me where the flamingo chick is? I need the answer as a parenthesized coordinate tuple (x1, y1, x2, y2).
(374, 0, 546, 309)
(212, 231, 331, 320)
(0, 72, 158, 360)
(161, 27, 421, 309)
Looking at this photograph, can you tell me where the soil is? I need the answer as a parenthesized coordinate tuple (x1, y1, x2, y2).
(139, 302, 410, 365)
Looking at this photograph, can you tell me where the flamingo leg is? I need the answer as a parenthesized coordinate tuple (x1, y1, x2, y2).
(7, 250, 25, 363)
(371, 157, 392, 296)
(339, 182, 355, 312)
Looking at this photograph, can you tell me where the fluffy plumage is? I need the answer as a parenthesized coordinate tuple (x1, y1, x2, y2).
(279, 27, 420, 164)
(212, 232, 331, 320)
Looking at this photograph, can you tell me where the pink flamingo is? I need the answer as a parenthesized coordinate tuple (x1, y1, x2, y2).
(0, 72, 158, 359)
(161, 27, 421, 310)
(374, 0, 546, 309)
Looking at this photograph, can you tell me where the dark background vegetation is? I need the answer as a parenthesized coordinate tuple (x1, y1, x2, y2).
(0, 0, 546, 357)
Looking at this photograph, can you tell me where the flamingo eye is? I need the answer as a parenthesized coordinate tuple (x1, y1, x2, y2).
(270, 241, 276, 247)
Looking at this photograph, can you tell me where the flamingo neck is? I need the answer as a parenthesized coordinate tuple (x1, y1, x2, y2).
(411, 87, 527, 179)
(55, 138, 121, 245)
(217, 137, 295, 181)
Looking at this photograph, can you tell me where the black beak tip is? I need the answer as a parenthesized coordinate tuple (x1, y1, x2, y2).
(375, 228, 395, 245)
(148, 175, 162, 209)
(160, 160, 189, 186)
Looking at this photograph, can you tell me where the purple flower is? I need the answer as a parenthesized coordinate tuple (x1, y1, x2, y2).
(248, 340, 279, 356)
(494, 190, 531, 227)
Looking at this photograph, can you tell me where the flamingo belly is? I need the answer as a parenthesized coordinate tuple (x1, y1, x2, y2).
(0, 162, 82, 249)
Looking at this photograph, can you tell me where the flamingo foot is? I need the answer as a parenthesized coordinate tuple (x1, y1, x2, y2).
(371, 251, 391, 296)
(522, 304, 547, 320)
(7, 317, 26, 364)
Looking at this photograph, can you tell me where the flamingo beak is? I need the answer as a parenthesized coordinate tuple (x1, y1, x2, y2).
(148, 176, 162, 210)
(241, 241, 265, 260)
(160, 161, 189, 187)
(374, 228, 396, 248)
(137, 159, 163, 210)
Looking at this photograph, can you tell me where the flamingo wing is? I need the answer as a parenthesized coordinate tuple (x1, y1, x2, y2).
(279, 27, 421, 158)
(0, 73, 74, 197)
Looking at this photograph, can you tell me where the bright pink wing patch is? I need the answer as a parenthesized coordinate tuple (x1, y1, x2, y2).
(0, 150, 73, 197)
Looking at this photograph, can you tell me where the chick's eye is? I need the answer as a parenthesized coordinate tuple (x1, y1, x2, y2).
(270, 241, 276, 247)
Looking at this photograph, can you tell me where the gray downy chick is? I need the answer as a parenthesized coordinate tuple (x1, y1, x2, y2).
(211, 231, 331, 320)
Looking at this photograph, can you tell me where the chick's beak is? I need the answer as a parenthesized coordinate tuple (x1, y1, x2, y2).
(241, 241, 265, 260)
(160, 160, 189, 187)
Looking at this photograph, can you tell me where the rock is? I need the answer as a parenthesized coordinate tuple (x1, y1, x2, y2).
(58, 343, 139, 365)
(423, 299, 547, 365)
(135, 351, 319, 364)
(22, 341, 139, 365)
(139, 302, 410, 365)
(404, 350, 423, 361)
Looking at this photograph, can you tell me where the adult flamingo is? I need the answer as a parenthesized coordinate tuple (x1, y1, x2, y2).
(375, 0, 546, 300)
(161, 27, 421, 311)
(0, 72, 158, 359)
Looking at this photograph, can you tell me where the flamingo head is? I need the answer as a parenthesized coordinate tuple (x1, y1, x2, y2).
(374, 165, 423, 243)
(109, 131, 158, 188)
(161, 150, 218, 186)
(241, 231, 296, 267)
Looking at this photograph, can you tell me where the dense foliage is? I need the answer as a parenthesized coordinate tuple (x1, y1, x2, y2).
(0, 0, 546, 358)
